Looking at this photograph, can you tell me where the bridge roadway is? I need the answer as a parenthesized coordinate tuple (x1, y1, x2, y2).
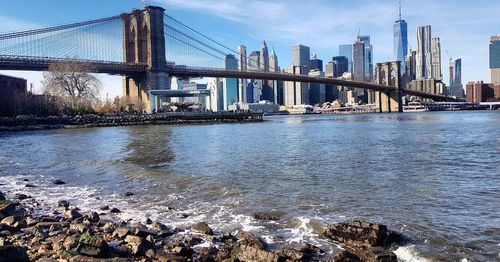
(0, 55, 454, 101)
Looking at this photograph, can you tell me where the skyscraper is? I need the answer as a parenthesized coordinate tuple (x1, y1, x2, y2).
(269, 47, 280, 103)
(431, 37, 442, 80)
(332, 56, 349, 77)
(394, 2, 408, 67)
(207, 78, 223, 112)
(260, 41, 273, 101)
(339, 44, 353, 72)
(309, 70, 326, 105)
(223, 54, 238, 110)
(405, 50, 417, 81)
(353, 38, 366, 82)
(490, 35, 500, 83)
(237, 45, 247, 103)
(259, 41, 269, 72)
(248, 51, 262, 102)
(310, 53, 323, 71)
(292, 44, 311, 71)
(450, 58, 465, 98)
(284, 65, 309, 106)
(416, 25, 432, 79)
(359, 35, 373, 81)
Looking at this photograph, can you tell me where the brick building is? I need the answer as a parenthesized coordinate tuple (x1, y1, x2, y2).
(466, 81, 500, 102)
(0, 74, 28, 116)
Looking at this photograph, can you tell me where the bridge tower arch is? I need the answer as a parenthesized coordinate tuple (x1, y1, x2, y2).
(121, 6, 169, 111)
(375, 61, 403, 113)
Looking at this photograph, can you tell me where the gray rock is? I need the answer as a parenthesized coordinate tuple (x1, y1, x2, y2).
(64, 209, 83, 221)
(232, 244, 286, 262)
(110, 208, 121, 213)
(191, 222, 213, 235)
(253, 211, 283, 221)
(236, 231, 266, 250)
(53, 179, 66, 185)
(124, 235, 151, 256)
(14, 194, 29, 200)
(58, 200, 70, 208)
(113, 227, 130, 238)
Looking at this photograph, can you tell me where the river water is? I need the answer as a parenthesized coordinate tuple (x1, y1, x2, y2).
(0, 111, 499, 261)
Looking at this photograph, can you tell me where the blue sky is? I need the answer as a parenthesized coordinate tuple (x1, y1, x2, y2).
(1, 0, 499, 99)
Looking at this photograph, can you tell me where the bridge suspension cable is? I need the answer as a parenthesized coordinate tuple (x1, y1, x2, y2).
(0, 15, 123, 62)
(163, 14, 278, 72)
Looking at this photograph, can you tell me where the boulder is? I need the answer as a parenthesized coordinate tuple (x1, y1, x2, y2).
(75, 232, 110, 258)
(1, 216, 26, 229)
(324, 220, 399, 262)
(0, 245, 29, 262)
(0, 200, 16, 217)
(324, 220, 391, 247)
(253, 211, 283, 221)
(0, 192, 5, 201)
(58, 200, 70, 208)
(53, 179, 66, 185)
(113, 227, 130, 239)
(14, 194, 29, 200)
(232, 244, 286, 262)
(110, 208, 121, 214)
(25, 184, 36, 188)
(236, 231, 266, 250)
(64, 209, 83, 221)
(124, 235, 151, 256)
(191, 222, 213, 235)
(124, 192, 134, 197)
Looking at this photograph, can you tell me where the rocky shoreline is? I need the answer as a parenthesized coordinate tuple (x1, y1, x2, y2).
(0, 180, 406, 262)
(0, 113, 264, 132)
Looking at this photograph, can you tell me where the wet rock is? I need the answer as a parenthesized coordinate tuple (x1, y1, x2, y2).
(236, 231, 266, 250)
(347, 246, 397, 262)
(110, 208, 121, 214)
(1, 216, 26, 229)
(0, 200, 16, 217)
(84, 211, 100, 224)
(124, 235, 151, 256)
(145, 248, 156, 258)
(233, 244, 286, 262)
(40, 217, 58, 223)
(324, 220, 399, 262)
(113, 228, 130, 239)
(253, 211, 283, 221)
(0, 192, 5, 201)
(0, 245, 29, 262)
(171, 243, 193, 257)
(191, 222, 213, 235)
(38, 259, 59, 262)
(68, 255, 128, 262)
(133, 226, 157, 238)
(26, 217, 38, 227)
(158, 254, 188, 262)
(101, 222, 116, 234)
(25, 184, 36, 188)
(63, 235, 79, 250)
(52, 179, 66, 185)
(75, 232, 110, 258)
(0, 230, 11, 236)
(124, 192, 134, 197)
(99, 205, 110, 211)
(14, 193, 30, 200)
(324, 220, 392, 247)
(333, 250, 362, 261)
(64, 209, 83, 221)
(58, 200, 70, 208)
(69, 223, 88, 234)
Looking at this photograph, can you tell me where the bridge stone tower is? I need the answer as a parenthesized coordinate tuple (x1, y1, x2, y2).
(375, 61, 403, 113)
(121, 6, 169, 111)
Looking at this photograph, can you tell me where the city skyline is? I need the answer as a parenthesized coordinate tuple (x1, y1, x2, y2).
(0, 0, 499, 99)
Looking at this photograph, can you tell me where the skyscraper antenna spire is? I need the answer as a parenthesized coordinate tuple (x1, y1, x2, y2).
(399, 0, 402, 21)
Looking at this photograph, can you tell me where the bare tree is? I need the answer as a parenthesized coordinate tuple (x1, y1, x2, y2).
(42, 60, 102, 109)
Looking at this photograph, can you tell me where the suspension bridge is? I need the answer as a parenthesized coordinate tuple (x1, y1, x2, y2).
(0, 6, 454, 113)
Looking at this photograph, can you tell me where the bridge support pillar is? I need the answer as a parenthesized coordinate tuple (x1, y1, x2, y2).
(375, 61, 402, 113)
(122, 6, 169, 113)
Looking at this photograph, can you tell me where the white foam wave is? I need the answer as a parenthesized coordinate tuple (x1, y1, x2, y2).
(394, 246, 431, 262)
